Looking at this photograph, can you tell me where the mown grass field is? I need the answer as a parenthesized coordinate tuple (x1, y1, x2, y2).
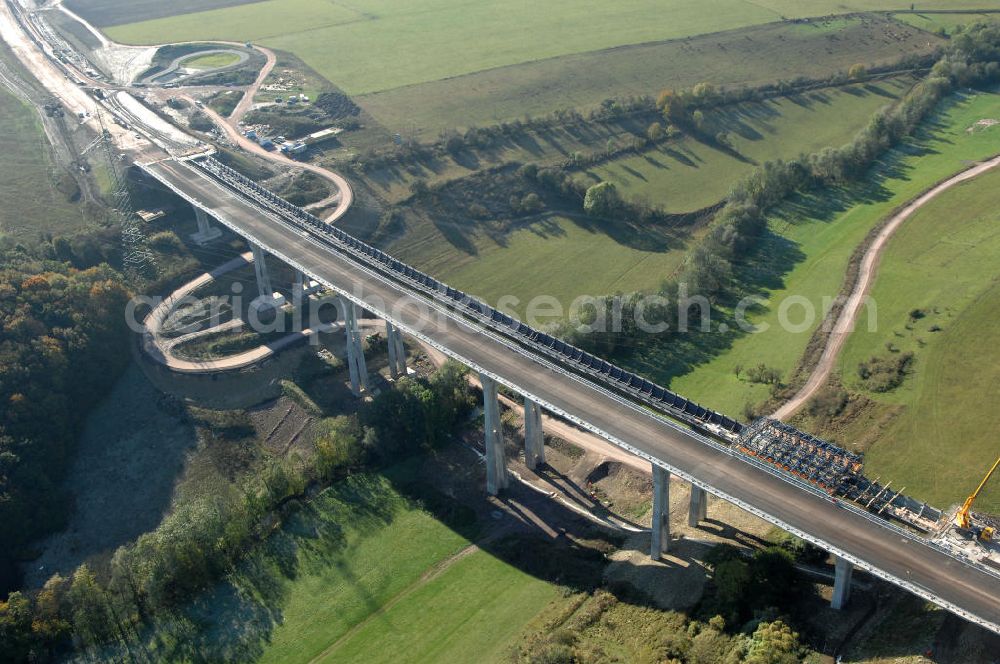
(659, 89, 1000, 417)
(832, 166, 1000, 512)
(105, 0, 782, 95)
(393, 214, 701, 312)
(0, 85, 86, 239)
(355, 16, 941, 135)
(582, 77, 917, 212)
(152, 468, 558, 664)
(182, 51, 241, 70)
(316, 549, 559, 663)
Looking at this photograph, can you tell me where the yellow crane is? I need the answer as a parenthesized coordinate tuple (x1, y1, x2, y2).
(955, 455, 1000, 542)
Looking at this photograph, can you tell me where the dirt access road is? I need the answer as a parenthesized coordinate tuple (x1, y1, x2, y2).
(183, 41, 353, 222)
(772, 153, 1000, 421)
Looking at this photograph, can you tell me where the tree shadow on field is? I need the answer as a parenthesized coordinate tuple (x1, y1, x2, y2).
(612, 93, 971, 390)
(131, 475, 404, 663)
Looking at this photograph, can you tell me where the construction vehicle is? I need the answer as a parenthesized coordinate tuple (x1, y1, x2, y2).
(955, 455, 1000, 542)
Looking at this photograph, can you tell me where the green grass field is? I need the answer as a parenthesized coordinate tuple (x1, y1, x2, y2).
(832, 167, 1000, 512)
(752, 0, 1000, 16)
(0, 85, 87, 240)
(658, 89, 1000, 417)
(106, 0, 784, 95)
(316, 550, 559, 663)
(355, 16, 940, 135)
(893, 10, 1000, 35)
(393, 214, 701, 312)
(182, 51, 241, 70)
(582, 77, 916, 212)
(154, 468, 558, 664)
(382, 78, 916, 308)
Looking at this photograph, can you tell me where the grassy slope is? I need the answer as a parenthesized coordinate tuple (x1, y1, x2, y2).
(662, 89, 1000, 416)
(833, 167, 1000, 512)
(583, 77, 916, 212)
(395, 214, 700, 312)
(356, 16, 941, 135)
(317, 550, 559, 664)
(106, 0, 781, 94)
(893, 10, 1000, 35)
(753, 0, 1000, 15)
(0, 86, 85, 239)
(386, 79, 916, 309)
(173, 468, 556, 664)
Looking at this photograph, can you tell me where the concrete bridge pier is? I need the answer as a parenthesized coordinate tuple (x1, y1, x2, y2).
(523, 398, 545, 470)
(688, 485, 708, 527)
(293, 270, 307, 308)
(342, 298, 369, 396)
(249, 242, 284, 312)
(190, 206, 222, 245)
(384, 321, 407, 378)
(651, 464, 671, 559)
(831, 556, 853, 610)
(480, 374, 508, 495)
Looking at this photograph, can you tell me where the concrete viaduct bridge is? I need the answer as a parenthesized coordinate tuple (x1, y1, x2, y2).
(137, 151, 1000, 635)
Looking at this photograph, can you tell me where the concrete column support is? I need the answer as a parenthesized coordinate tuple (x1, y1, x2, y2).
(293, 270, 307, 309)
(480, 373, 508, 495)
(385, 321, 407, 378)
(688, 486, 708, 527)
(190, 206, 221, 245)
(651, 464, 670, 559)
(342, 298, 368, 397)
(831, 556, 853, 610)
(250, 243, 273, 299)
(523, 399, 545, 470)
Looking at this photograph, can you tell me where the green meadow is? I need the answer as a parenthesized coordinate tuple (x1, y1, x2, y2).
(144, 469, 558, 664)
(0, 84, 87, 239)
(659, 89, 1000, 417)
(582, 77, 917, 212)
(834, 166, 1000, 512)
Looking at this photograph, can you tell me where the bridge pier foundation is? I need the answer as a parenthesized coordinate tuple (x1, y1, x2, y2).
(831, 556, 853, 610)
(342, 298, 369, 397)
(190, 207, 221, 245)
(651, 465, 671, 559)
(385, 321, 407, 378)
(523, 398, 545, 470)
(480, 374, 508, 495)
(688, 486, 708, 527)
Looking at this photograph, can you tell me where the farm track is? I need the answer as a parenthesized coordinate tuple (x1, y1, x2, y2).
(772, 152, 1000, 421)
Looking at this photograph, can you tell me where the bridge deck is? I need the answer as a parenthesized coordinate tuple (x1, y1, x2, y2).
(140, 156, 1000, 633)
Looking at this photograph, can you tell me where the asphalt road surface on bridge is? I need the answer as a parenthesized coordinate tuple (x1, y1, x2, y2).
(142, 156, 1000, 632)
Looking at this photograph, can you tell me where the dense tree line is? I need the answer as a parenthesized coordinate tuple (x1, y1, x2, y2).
(0, 239, 131, 599)
(0, 361, 475, 661)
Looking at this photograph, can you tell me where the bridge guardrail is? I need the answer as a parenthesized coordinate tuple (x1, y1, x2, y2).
(193, 157, 741, 434)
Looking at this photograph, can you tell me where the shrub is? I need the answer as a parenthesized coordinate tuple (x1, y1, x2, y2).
(857, 352, 914, 392)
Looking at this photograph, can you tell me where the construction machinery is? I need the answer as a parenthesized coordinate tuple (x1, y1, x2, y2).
(955, 455, 1000, 542)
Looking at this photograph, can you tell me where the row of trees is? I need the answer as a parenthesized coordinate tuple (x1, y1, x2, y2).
(543, 22, 1000, 366)
(654, 51, 936, 128)
(0, 361, 475, 661)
